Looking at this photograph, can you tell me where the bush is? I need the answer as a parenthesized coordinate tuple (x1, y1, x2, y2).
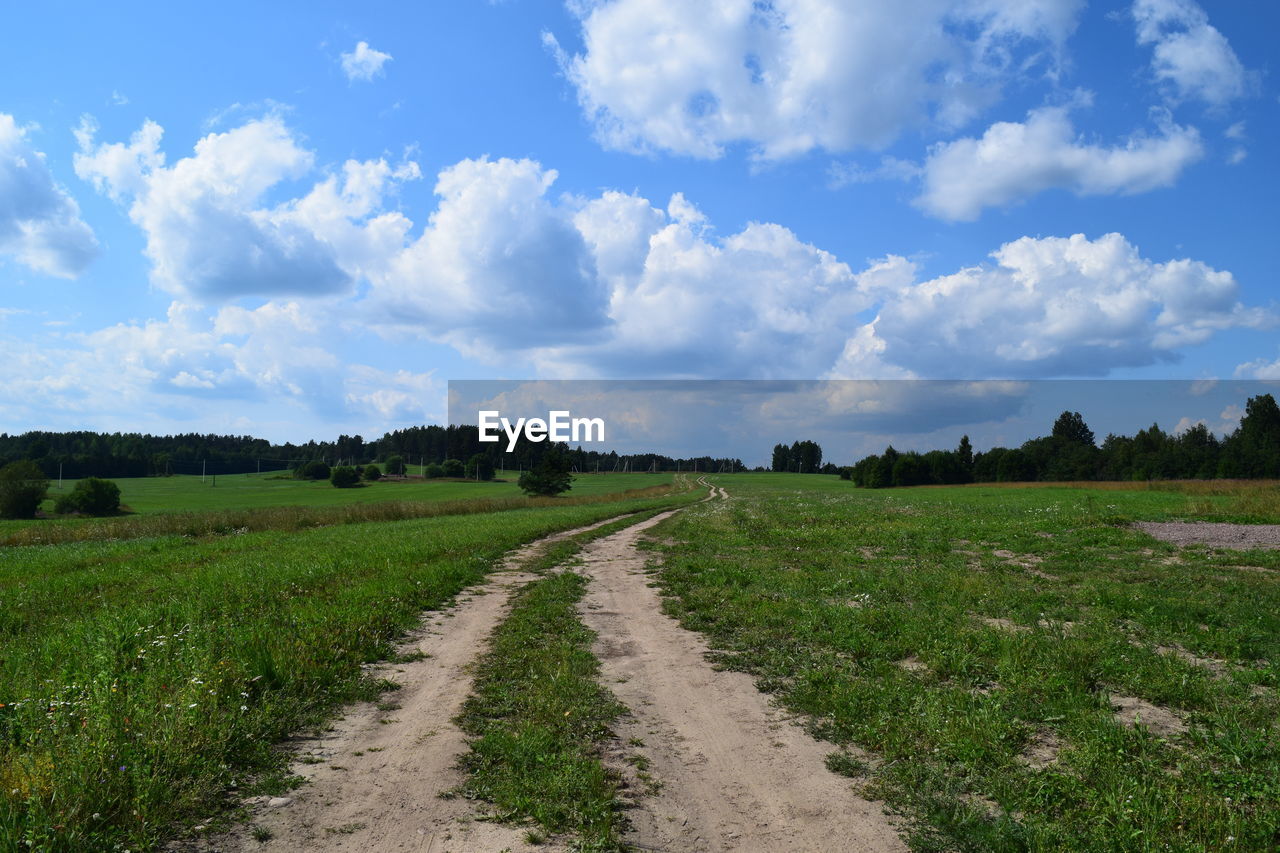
(0, 460, 49, 519)
(362, 464, 382, 481)
(384, 455, 406, 476)
(424, 462, 445, 479)
(330, 466, 361, 488)
(465, 453, 495, 481)
(54, 477, 121, 515)
(518, 451, 573, 497)
(442, 458, 465, 478)
(295, 460, 331, 481)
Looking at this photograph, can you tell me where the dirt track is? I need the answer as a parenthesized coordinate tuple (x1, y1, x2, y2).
(576, 497, 904, 852)
(187, 482, 903, 851)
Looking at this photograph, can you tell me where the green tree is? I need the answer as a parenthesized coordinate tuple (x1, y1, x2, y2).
(384, 455, 406, 476)
(424, 462, 445, 479)
(330, 466, 361, 488)
(518, 449, 573, 496)
(295, 460, 330, 481)
(54, 477, 121, 515)
(0, 460, 49, 519)
(362, 464, 382, 481)
(465, 453, 495, 481)
(957, 435, 974, 471)
(442, 458, 465, 478)
(771, 443, 790, 472)
(1051, 411, 1096, 446)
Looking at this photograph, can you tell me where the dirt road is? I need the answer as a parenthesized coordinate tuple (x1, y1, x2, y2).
(575, 504, 904, 852)
(191, 482, 903, 852)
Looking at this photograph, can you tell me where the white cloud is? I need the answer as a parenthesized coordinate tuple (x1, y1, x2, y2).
(1235, 355, 1280, 381)
(860, 233, 1272, 377)
(0, 113, 98, 278)
(75, 115, 419, 300)
(553, 0, 1083, 160)
(916, 104, 1203, 220)
(340, 41, 393, 82)
(1132, 0, 1250, 106)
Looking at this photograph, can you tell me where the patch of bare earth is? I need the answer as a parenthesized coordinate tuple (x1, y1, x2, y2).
(173, 515, 631, 853)
(576, 512, 906, 853)
(1110, 695, 1187, 737)
(1134, 521, 1280, 551)
(1018, 730, 1062, 770)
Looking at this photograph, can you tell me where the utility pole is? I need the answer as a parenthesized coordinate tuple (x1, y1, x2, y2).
(202, 459, 206, 483)
(58, 463, 62, 490)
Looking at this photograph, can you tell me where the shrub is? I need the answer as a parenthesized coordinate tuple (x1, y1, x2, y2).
(54, 477, 122, 515)
(295, 461, 331, 481)
(518, 451, 572, 497)
(362, 464, 382, 481)
(465, 453, 495, 481)
(0, 461, 49, 519)
(330, 466, 361, 488)
(442, 458, 465, 478)
(384, 455, 406, 476)
(424, 462, 445, 479)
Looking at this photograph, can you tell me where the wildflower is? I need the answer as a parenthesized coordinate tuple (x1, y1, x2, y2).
(240, 705, 248, 712)
(188, 703, 198, 709)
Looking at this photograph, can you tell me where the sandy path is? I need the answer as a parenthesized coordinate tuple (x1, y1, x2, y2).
(183, 514, 629, 853)
(576, 499, 906, 852)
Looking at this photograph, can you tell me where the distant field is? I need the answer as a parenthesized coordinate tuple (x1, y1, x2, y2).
(35, 470, 667, 514)
(649, 474, 1280, 849)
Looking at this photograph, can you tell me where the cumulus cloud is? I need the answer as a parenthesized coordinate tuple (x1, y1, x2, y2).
(552, 0, 1084, 160)
(1235, 354, 1280, 381)
(0, 113, 98, 277)
(1132, 0, 1250, 106)
(74, 115, 419, 300)
(859, 232, 1272, 377)
(916, 104, 1203, 220)
(340, 41, 393, 82)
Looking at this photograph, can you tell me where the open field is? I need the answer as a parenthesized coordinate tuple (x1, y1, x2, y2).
(0, 472, 671, 546)
(3, 472, 1278, 851)
(648, 474, 1280, 850)
(0, 479, 700, 851)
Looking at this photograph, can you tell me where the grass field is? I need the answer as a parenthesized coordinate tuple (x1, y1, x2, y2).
(3, 471, 1278, 851)
(647, 474, 1280, 850)
(0, 479, 701, 851)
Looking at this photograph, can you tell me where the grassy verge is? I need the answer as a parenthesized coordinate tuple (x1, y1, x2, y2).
(647, 475, 1279, 851)
(0, 486, 701, 851)
(0, 481, 678, 547)
(452, 511, 665, 851)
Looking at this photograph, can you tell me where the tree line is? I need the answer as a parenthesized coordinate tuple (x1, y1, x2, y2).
(0, 424, 745, 480)
(845, 393, 1280, 488)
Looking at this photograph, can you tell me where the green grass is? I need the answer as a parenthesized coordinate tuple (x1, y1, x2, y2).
(451, 510, 665, 851)
(0, 473, 676, 546)
(0, 481, 703, 851)
(646, 474, 1279, 851)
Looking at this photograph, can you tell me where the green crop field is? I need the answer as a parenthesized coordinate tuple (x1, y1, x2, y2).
(647, 474, 1280, 850)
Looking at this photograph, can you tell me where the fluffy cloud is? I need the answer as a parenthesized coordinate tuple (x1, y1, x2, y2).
(0, 113, 98, 278)
(74, 115, 419, 300)
(551, 0, 1084, 160)
(1132, 0, 1250, 106)
(374, 156, 608, 352)
(340, 41, 393, 82)
(860, 233, 1271, 377)
(916, 104, 1203, 220)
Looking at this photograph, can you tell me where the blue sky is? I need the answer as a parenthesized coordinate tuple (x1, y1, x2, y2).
(1, 0, 1277, 444)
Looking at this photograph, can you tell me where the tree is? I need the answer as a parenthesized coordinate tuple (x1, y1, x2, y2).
(295, 460, 330, 481)
(384, 455, 406, 476)
(54, 477, 121, 515)
(362, 464, 382, 481)
(330, 466, 361, 488)
(771, 443, 789, 472)
(518, 449, 573, 496)
(424, 462, 444, 479)
(442, 458, 465, 478)
(465, 453, 495, 481)
(957, 435, 974, 471)
(0, 460, 49, 519)
(1051, 411, 1096, 446)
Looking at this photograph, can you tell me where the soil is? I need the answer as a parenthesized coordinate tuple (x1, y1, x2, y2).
(1134, 521, 1280, 550)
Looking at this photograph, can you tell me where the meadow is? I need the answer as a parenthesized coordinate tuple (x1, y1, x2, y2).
(0, 473, 694, 851)
(648, 475, 1280, 850)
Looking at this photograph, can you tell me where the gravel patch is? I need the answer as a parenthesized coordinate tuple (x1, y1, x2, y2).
(1133, 522, 1280, 550)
